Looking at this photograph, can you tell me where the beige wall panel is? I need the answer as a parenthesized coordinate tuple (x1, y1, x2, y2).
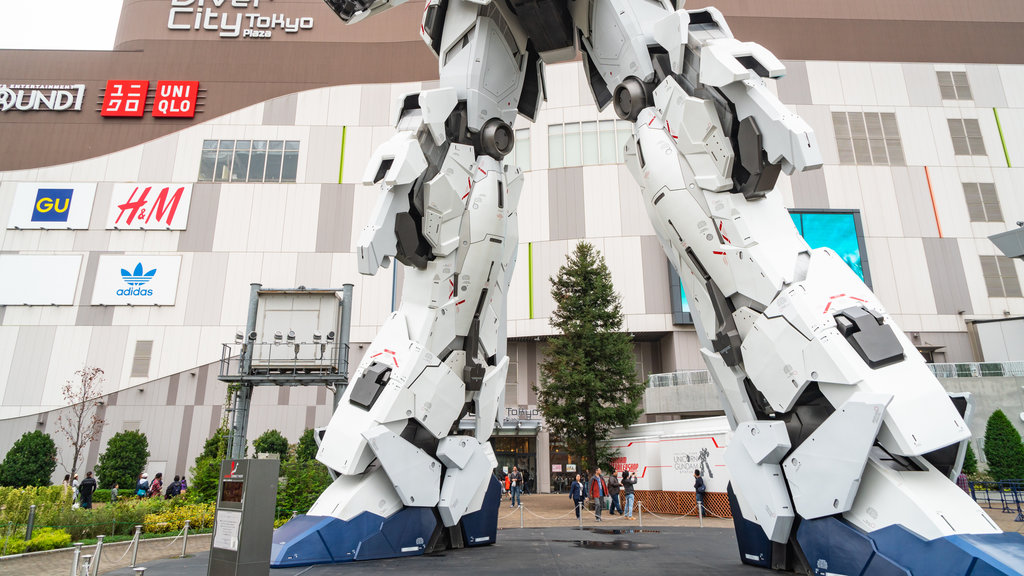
(582, 165, 622, 239)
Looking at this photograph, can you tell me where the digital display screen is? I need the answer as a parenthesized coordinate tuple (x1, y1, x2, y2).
(220, 480, 243, 503)
(671, 210, 870, 324)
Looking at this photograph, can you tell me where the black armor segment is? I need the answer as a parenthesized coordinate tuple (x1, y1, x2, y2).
(349, 362, 392, 409)
(922, 395, 970, 478)
(518, 49, 545, 120)
(462, 288, 490, 391)
(686, 247, 743, 366)
(323, 0, 374, 22)
(734, 116, 781, 200)
(582, 47, 613, 110)
(506, 0, 574, 53)
(833, 306, 905, 369)
(422, 0, 449, 56)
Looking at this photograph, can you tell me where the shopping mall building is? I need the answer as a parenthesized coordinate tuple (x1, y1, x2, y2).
(0, 0, 1022, 493)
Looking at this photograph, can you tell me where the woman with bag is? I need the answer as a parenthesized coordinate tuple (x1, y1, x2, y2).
(569, 474, 585, 519)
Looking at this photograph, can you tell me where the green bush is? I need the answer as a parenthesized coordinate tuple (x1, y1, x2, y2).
(142, 502, 216, 533)
(276, 459, 331, 519)
(24, 527, 71, 552)
(963, 442, 979, 476)
(0, 431, 57, 487)
(295, 429, 318, 463)
(94, 431, 150, 490)
(983, 409, 1024, 481)
(254, 429, 290, 460)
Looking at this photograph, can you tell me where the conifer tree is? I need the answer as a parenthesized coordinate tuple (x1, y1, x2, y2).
(983, 409, 1024, 481)
(537, 242, 642, 471)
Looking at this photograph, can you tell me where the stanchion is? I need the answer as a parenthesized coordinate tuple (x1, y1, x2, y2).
(70, 542, 83, 576)
(180, 521, 190, 557)
(133, 568, 146, 575)
(25, 504, 36, 540)
(578, 502, 583, 530)
(698, 499, 704, 528)
(81, 554, 92, 576)
(92, 535, 104, 576)
(520, 504, 524, 528)
(638, 502, 643, 527)
(130, 525, 142, 567)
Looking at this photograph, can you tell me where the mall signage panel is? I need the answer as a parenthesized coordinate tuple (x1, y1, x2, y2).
(6, 182, 96, 230)
(166, 0, 315, 39)
(0, 84, 86, 113)
(0, 254, 82, 305)
(100, 80, 149, 117)
(101, 80, 200, 119)
(153, 81, 200, 118)
(106, 183, 193, 230)
(92, 255, 182, 306)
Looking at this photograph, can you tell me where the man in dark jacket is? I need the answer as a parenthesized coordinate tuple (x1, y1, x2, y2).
(78, 471, 98, 510)
(607, 471, 622, 515)
(622, 470, 638, 519)
(589, 469, 608, 521)
(694, 469, 706, 516)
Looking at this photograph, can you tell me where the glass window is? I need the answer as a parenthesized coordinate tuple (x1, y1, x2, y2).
(616, 122, 631, 164)
(249, 140, 267, 182)
(549, 124, 564, 169)
(214, 140, 234, 182)
(265, 140, 284, 182)
(581, 121, 599, 165)
(599, 120, 617, 164)
(514, 128, 531, 171)
(563, 123, 581, 167)
(231, 140, 250, 182)
(198, 148, 217, 182)
(281, 141, 300, 183)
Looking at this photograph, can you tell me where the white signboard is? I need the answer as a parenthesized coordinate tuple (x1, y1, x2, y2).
(0, 84, 86, 112)
(107, 183, 192, 230)
(167, 0, 315, 39)
(213, 509, 242, 551)
(91, 255, 181, 306)
(0, 254, 82, 305)
(6, 182, 96, 230)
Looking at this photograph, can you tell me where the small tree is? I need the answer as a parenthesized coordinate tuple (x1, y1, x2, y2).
(94, 431, 150, 489)
(56, 367, 105, 481)
(188, 427, 231, 503)
(536, 242, 642, 471)
(962, 442, 978, 477)
(296, 429, 318, 463)
(0, 431, 57, 487)
(983, 409, 1024, 481)
(277, 459, 332, 518)
(254, 429, 290, 459)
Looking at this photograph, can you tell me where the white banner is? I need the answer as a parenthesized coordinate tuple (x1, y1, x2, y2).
(0, 254, 82, 305)
(91, 255, 181, 306)
(6, 183, 95, 230)
(107, 183, 192, 230)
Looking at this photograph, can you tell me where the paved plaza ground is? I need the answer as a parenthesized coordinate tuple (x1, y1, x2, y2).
(0, 493, 1020, 575)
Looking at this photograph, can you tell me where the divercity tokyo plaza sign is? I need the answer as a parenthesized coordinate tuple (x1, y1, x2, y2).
(0, 84, 86, 112)
(167, 0, 314, 39)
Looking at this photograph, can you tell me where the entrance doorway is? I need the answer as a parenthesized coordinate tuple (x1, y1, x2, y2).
(492, 436, 537, 494)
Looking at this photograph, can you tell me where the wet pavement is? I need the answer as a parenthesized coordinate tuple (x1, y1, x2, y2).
(106, 525, 763, 576)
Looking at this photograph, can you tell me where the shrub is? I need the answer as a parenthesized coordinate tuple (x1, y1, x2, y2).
(983, 409, 1024, 481)
(142, 501, 215, 533)
(94, 431, 150, 490)
(276, 459, 331, 519)
(963, 442, 979, 476)
(187, 458, 220, 504)
(0, 431, 57, 487)
(254, 429, 289, 460)
(0, 526, 68, 555)
(295, 429, 318, 463)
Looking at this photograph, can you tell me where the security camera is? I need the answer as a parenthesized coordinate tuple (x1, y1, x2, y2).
(313, 331, 322, 342)
(235, 330, 244, 343)
(287, 330, 296, 341)
(327, 331, 336, 342)
(248, 331, 258, 341)
(274, 331, 283, 341)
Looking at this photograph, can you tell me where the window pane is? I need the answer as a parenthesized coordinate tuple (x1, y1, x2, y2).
(214, 144, 233, 183)
(581, 121, 599, 165)
(563, 123, 581, 167)
(549, 125, 564, 169)
(266, 141, 284, 182)
(281, 149, 299, 182)
(203, 139, 218, 150)
(599, 120, 616, 164)
(249, 141, 267, 182)
(616, 126, 631, 163)
(232, 141, 251, 182)
(515, 129, 531, 171)
(285, 140, 300, 151)
(198, 149, 217, 181)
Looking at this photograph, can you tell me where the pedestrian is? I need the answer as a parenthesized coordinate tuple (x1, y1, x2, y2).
(72, 474, 80, 505)
(508, 466, 523, 508)
(178, 474, 187, 495)
(522, 469, 531, 495)
(589, 468, 608, 522)
(61, 474, 71, 498)
(608, 469, 622, 515)
(111, 483, 119, 503)
(622, 470, 637, 519)
(503, 473, 511, 500)
(136, 473, 150, 497)
(694, 469, 706, 516)
(956, 471, 971, 494)
(165, 475, 182, 499)
(78, 471, 98, 509)
(569, 473, 585, 519)
(149, 472, 164, 498)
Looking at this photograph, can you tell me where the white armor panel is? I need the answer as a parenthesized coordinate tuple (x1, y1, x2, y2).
(364, 425, 442, 507)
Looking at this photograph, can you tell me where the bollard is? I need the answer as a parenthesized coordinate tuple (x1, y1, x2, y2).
(81, 554, 92, 576)
(130, 525, 142, 568)
(91, 535, 104, 576)
(291, 510, 298, 519)
(578, 502, 583, 530)
(638, 502, 643, 527)
(698, 498, 704, 528)
(520, 502, 524, 528)
(180, 520, 190, 558)
(25, 504, 36, 541)
(70, 543, 83, 576)
(133, 568, 146, 576)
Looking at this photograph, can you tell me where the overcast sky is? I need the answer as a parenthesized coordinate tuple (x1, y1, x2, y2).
(0, 0, 124, 50)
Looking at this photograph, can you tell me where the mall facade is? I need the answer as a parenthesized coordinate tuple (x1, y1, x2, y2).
(0, 0, 1022, 493)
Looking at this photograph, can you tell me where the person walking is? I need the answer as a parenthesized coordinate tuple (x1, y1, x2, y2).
(71, 474, 80, 506)
(148, 472, 164, 498)
(78, 471, 98, 510)
(508, 466, 524, 508)
(694, 469, 706, 516)
(136, 473, 150, 498)
(503, 473, 511, 501)
(165, 475, 183, 499)
(111, 483, 119, 503)
(589, 468, 608, 522)
(569, 473, 585, 519)
(622, 470, 638, 519)
(607, 470, 622, 515)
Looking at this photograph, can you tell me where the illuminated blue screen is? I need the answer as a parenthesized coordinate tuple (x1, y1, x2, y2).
(672, 210, 868, 323)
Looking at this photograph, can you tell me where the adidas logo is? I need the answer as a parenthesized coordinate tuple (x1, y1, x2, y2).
(118, 263, 156, 296)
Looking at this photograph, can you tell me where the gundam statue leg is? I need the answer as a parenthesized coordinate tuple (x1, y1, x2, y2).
(579, 1, 1024, 574)
(271, 0, 535, 566)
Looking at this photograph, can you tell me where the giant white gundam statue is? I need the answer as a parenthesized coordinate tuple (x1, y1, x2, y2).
(272, 0, 1024, 572)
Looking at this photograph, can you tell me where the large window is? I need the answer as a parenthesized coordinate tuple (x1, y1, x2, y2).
(671, 210, 870, 324)
(832, 111, 905, 166)
(980, 255, 1022, 298)
(506, 128, 532, 171)
(937, 71, 972, 101)
(963, 183, 1003, 223)
(548, 120, 632, 169)
(199, 139, 300, 183)
(948, 119, 986, 156)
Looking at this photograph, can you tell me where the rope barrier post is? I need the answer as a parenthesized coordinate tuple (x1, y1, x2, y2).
(92, 535, 104, 576)
(180, 521, 190, 557)
(638, 502, 643, 527)
(133, 568, 146, 576)
(3, 521, 11, 556)
(25, 504, 36, 541)
(81, 554, 92, 576)
(698, 498, 704, 528)
(130, 525, 142, 568)
(70, 542, 83, 576)
(520, 503, 524, 528)
(578, 502, 583, 530)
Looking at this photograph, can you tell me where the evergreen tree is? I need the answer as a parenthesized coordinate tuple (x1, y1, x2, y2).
(983, 409, 1024, 481)
(962, 442, 978, 477)
(0, 431, 57, 487)
(94, 430, 150, 489)
(188, 427, 232, 502)
(254, 429, 290, 460)
(536, 242, 642, 472)
(296, 429, 318, 462)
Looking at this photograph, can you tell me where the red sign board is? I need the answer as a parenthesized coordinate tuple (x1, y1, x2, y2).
(152, 81, 199, 118)
(100, 80, 149, 117)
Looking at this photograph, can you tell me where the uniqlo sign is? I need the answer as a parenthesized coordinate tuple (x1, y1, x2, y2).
(152, 81, 199, 118)
(100, 80, 149, 117)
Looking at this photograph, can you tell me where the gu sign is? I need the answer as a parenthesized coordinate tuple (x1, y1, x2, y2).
(0, 84, 86, 112)
(107, 184, 193, 230)
(6, 182, 96, 230)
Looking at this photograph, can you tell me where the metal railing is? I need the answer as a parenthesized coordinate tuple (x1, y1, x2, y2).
(969, 480, 1024, 522)
(219, 342, 348, 378)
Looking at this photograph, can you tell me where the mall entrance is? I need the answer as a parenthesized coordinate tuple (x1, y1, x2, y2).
(492, 436, 538, 494)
